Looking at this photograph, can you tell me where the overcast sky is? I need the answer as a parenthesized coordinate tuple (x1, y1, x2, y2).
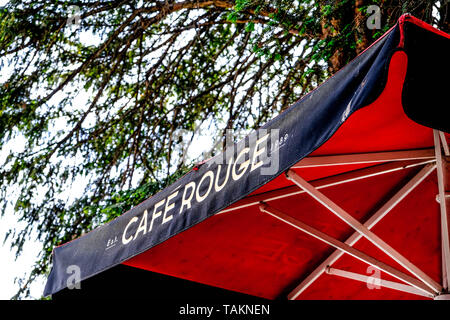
(0, 215, 45, 299)
(0, 1, 218, 299)
(0, 0, 45, 299)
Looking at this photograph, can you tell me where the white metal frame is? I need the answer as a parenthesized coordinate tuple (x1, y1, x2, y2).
(439, 131, 450, 156)
(434, 130, 450, 290)
(259, 203, 435, 296)
(249, 133, 450, 299)
(292, 148, 434, 168)
(325, 267, 434, 298)
(285, 168, 442, 293)
(286, 163, 436, 299)
(218, 159, 434, 215)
